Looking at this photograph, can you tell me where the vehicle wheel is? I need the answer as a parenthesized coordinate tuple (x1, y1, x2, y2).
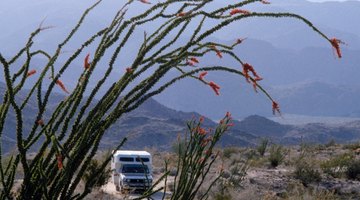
(115, 185, 120, 192)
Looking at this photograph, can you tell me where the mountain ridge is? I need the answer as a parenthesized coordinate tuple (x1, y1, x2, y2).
(1, 82, 360, 153)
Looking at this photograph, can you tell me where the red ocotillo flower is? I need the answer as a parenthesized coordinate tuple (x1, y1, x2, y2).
(56, 79, 69, 94)
(330, 38, 343, 58)
(177, 12, 186, 17)
(27, 69, 37, 77)
(226, 111, 232, 118)
(227, 123, 234, 127)
(186, 60, 195, 67)
(209, 45, 223, 58)
(242, 63, 262, 83)
(126, 67, 133, 73)
(139, 0, 151, 4)
(36, 119, 44, 126)
(199, 116, 204, 123)
(208, 81, 220, 95)
(235, 38, 247, 45)
(216, 50, 223, 58)
(56, 154, 63, 170)
(199, 71, 208, 81)
(251, 79, 259, 93)
(189, 57, 199, 63)
(197, 127, 208, 135)
(84, 53, 90, 69)
(230, 9, 251, 15)
(272, 101, 281, 115)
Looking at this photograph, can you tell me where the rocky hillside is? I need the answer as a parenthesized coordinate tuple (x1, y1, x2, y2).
(2, 82, 360, 153)
(235, 115, 360, 145)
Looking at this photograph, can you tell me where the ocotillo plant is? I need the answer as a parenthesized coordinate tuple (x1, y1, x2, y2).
(170, 114, 233, 200)
(0, 0, 343, 199)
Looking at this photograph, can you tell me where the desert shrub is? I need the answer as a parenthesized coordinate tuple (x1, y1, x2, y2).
(268, 145, 286, 168)
(82, 159, 111, 188)
(346, 159, 360, 180)
(167, 114, 234, 200)
(257, 138, 269, 157)
(320, 153, 354, 178)
(214, 193, 232, 200)
(172, 139, 188, 158)
(325, 139, 337, 148)
(223, 147, 238, 159)
(287, 184, 338, 200)
(343, 142, 360, 150)
(294, 159, 321, 187)
(228, 164, 248, 188)
(244, 149, 259, 160)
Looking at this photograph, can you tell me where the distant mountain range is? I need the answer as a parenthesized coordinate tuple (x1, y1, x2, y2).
(1, 82, 360, 153)
(1, 1, 360, 152)
(1, 0, 359, 119)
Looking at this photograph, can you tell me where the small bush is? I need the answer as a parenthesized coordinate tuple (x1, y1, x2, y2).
(325, 139, 337, 148)
(320, 153, 354, 178)
(268, 145, 286, 168)
(214, 193, 232, 200)
(172, 139, 188, 157)
(346, 160, 360, 180)
(294, 159, 322, 187)
(257, 138, 269, 157)
(223, 147, 238, 159)
(82, 159, 111, 188)
(343, 142, 360, 150)
(244, 149, 259, 160)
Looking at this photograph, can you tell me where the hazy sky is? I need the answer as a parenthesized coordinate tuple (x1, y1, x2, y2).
(308, 0, 356, 1)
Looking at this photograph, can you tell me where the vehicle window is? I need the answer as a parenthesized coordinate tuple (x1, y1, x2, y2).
(119, 157, 134, 162)
(122, 164, 149, 174)
(135, 157, 150, 162)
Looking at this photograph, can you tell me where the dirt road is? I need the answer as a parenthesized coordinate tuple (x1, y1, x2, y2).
(101, 177, 173, 200)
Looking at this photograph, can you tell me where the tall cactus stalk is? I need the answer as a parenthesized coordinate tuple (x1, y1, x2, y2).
(0, 0, 342, 199)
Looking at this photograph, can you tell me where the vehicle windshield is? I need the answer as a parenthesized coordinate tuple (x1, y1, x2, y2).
(122, 164, 149, 174)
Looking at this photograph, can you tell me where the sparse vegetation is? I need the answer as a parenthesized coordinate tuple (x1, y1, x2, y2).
(223, 147, 239, 159)
(294, 158, 322, 187)
(321, 152, 354, 178)
(268, 145, 286, 168)
(343, 142, 360, 151)
(257, 138, 269, 157)
(346, 159, 360, 180)
(167, 114, 233, 200)
(82, 159, 111, 188)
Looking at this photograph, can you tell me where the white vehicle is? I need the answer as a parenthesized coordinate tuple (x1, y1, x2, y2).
(111, 150, 153, 192)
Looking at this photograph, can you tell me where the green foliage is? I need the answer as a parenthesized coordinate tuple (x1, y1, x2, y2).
(244, 149, 259, 161)
(167, 114, 233, 200)
(172, 139, 188, 158)
(346, 159, 360, 180)
(82, 159, 111, 188)
(223, 147, 238, 159)
(320, 153, 354, 178)
(268, 145, 286, 168)
(343, 142, 360, 150)
(325, 139, 337, 148)
(214, 193, 232, 200)
(256, 138, 269, 157)
(294, 159, 322, 187)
